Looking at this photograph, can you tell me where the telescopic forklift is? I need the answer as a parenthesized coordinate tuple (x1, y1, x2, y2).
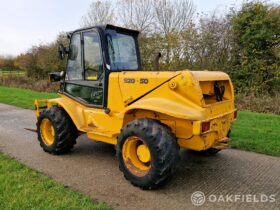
(35, 24, 237, 189)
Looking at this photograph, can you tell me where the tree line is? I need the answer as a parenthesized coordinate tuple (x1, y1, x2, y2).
(1, 0, 279, 94)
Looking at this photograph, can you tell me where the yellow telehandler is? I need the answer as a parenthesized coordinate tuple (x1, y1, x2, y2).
(35, 24, 237, 189)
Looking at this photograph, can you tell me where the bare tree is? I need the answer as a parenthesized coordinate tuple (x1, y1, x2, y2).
(118, 0, 155, 34)
(153, 0, 195, 67)
(81, 0, 115, 27)
(154, 0, 195, 34)
(181, 11, 233, 71)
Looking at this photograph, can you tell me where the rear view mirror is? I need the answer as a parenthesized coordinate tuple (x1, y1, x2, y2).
(58, 44, 68, 60)
(69, 45, 78, 60)
(48, 72, 62, 82)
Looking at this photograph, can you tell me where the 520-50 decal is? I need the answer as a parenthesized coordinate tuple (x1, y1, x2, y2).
(124, 78, 149, 84)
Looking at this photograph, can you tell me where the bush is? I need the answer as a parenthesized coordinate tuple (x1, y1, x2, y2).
(235, 93, 280, 115)
(231, 2, 280, 94)
(0, 75, 59, 92)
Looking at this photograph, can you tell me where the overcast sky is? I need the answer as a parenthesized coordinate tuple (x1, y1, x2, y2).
(0, 0, 277, 56)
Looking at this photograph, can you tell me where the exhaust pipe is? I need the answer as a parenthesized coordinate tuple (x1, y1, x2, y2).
(153, 52, 161, 71)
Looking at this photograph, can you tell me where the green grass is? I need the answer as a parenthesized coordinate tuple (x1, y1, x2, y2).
(0, 86, 57, 109)
(0, 153, 108, 210)
(230, 111, 280, 156)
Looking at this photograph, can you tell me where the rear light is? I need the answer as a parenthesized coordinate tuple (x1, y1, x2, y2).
(234, 110, 238, 119)
(201, 121, 210, 133)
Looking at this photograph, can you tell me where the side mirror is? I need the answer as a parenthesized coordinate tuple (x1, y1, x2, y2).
(58, 44, 68, 60)
(48, 72, 63, 82)
(68, 44, 78, 60)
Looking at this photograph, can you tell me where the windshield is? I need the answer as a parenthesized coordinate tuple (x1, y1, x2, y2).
(107, 31, 139, 70)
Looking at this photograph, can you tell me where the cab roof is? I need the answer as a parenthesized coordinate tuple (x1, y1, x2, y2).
(67, 24, 140, 38)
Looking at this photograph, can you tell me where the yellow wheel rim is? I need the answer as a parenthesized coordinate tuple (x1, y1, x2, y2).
(40, 118, 55, 146)
(122, 136, 151, 177)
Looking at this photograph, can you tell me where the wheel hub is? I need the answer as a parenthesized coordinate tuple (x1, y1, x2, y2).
(122, 136, 151, 176)
(40, 118, 55, 145)
(136, 144, 151, 163)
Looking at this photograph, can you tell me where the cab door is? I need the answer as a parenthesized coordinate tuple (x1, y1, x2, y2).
(64, 30, 104, 107)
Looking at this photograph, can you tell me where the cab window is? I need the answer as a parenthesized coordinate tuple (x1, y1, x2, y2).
(64, 30, 104, 107)
(84, 31, 103, 80)
(66, 33, 83, 80)
(107, 31, 139, 70)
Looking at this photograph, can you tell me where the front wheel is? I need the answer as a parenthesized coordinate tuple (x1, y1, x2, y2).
(37, 107, 78, 155)
(116, 119, 179, 190)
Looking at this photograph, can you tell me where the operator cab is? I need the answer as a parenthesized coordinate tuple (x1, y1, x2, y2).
(60, 24, 141, 108)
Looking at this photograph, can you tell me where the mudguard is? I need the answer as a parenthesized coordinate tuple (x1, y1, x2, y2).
(120, 97, 206, 121)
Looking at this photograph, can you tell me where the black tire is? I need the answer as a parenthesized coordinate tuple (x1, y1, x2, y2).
(198, 129, 231, 156)
(117, 118, 179, 190)
(36, 106, 78, 155)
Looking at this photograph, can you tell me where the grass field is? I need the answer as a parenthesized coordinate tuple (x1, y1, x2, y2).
(0, 86, 57, 109)
(0, 86, 279, 157)
(230, 111, 280, 156)
(0, 153, 108, 210)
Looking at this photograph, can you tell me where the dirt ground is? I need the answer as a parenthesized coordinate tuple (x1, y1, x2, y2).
(0, 103, 279, 210)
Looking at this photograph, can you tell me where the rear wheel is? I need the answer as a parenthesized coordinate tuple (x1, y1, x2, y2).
(37, 107, 78, 155)
(117, 119, 179, 190)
